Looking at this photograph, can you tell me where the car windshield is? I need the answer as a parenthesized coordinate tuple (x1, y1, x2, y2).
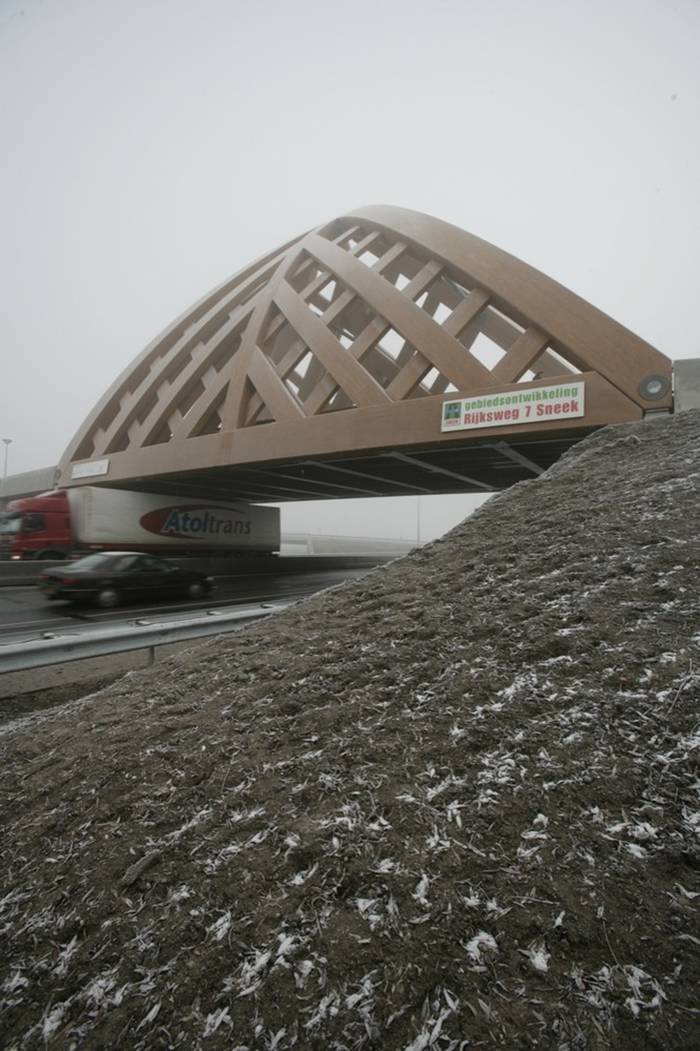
(66, 553, 123, 571)
(0, 514, 22, 535)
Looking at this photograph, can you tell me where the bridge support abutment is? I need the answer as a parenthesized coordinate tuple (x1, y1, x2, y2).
(673, 358, 700, 412)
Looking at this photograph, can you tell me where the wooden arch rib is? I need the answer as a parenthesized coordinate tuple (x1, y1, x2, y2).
(58, 206, 672, 491)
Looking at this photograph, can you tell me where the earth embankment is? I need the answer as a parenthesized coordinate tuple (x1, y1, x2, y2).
(1, 412, 699, 1049)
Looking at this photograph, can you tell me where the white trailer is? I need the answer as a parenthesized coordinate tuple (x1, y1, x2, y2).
(67, 487, 280, 555)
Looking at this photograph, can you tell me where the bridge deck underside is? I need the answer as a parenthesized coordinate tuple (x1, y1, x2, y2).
(103, 429, 595, 503)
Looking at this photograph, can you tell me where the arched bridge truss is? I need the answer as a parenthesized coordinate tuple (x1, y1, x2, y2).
(58, 206, 672, 501)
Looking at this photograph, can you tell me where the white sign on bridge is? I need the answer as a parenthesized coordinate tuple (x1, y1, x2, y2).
(441, 381, 585, 432)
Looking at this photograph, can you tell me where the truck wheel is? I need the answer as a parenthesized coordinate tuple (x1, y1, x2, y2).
(36, 549, 64, 561)
(187, 581, 205, 600)
(95, 587, 119, 609)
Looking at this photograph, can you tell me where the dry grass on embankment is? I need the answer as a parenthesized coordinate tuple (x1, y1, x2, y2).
(1, 412, 699, 1050)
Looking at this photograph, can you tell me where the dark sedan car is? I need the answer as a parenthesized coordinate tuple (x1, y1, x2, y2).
(39, 551, 215, 608)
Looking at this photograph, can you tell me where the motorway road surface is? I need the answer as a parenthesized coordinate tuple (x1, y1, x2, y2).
(0, 568, 372, 646)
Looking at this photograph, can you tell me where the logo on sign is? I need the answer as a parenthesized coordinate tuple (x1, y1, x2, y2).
(140, 505, 252, 539)
(442, 401, 462, 428)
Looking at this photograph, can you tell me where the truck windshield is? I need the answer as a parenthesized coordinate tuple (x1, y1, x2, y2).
(0, 514, 22, 535)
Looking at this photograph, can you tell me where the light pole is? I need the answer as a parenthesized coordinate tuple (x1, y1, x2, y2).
(2, 439, 11, 493)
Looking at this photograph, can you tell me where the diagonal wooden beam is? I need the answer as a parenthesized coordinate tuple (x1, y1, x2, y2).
(219, 251, 294, 429)
(374, 241, 407, 274)
(247, 348, 306, 422)
(386, 351, 432, 400)
(489, 327, 550, 384)
(442, 289, 489, 337)
(305, 234, 491, 391)
(274, 280, 390, 408)
(301, 314, 393, 415)
(404, 259, 442, 300)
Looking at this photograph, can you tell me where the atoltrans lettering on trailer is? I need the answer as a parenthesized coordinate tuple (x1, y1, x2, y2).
(441, 381, 585, 431)
(140, 506, 252, 539)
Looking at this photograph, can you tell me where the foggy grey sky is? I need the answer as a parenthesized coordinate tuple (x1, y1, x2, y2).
(1, 0, 698, 540)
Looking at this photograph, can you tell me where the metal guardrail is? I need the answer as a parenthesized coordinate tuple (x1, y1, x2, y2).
(0, 602, 290, 673)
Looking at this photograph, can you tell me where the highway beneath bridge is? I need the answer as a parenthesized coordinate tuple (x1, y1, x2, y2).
(0, 566, 372, 645)
(0, 564, 376, 718)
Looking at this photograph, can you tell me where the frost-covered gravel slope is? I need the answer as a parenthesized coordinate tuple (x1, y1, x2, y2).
(1, 412, 699, 1051)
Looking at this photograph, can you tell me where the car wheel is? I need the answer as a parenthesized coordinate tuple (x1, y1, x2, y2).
(95, 587, 119, 609)
(187, 581, 205, 600)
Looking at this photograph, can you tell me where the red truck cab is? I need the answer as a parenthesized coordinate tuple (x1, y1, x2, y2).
(0, 490, 72, 560)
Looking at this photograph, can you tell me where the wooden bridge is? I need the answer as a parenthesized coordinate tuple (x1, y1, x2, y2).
(57, 206, 672, 501)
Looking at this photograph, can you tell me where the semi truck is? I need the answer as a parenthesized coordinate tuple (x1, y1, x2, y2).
(0, 487, 280, 561)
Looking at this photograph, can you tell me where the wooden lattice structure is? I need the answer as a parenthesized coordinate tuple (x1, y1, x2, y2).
(58, 206, 672, 500)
